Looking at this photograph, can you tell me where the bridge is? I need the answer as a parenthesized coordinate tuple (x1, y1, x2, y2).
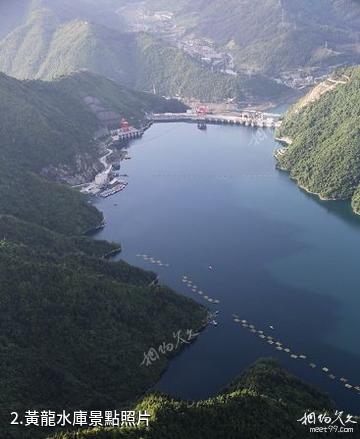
(150, 110, 282, 129)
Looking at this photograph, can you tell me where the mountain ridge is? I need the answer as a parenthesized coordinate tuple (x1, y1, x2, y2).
(0, 2, 290, 104)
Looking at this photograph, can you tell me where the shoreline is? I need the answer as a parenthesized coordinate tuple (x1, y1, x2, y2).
(89, 119, 360, 413)
(87, 120, 212, 402)
(274, 136, 293, 145)
(141, 311, 213, 401)
(277, 165, 352, 203)
(274, 141, 358, 212)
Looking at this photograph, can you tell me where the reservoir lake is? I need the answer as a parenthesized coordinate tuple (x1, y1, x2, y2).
(95, 122, 360, 412)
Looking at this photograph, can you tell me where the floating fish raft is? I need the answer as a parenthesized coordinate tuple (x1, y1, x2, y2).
(136, 254, 170, 267)
(232, 314, 360, 395)
(134, 253, 358, 394)
(181, 275, 220, 305)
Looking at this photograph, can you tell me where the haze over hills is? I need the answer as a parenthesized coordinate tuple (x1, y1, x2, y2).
(0, 0, 289, 104)
(0, 0, 31, 39)
(119, 0, 360, 78)
(3, 0, 358, 88)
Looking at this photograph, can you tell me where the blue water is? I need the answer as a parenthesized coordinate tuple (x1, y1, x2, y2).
(95, 122, 360, 412)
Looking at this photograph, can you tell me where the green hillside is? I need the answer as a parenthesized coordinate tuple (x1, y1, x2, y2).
(0, 70, 184, 231)
(0, 72, 206, 439)
(0, 3, 289, 103)
(49, 359, 358, 439)
(0, 218, 206, 439)
(0, 67, 186, 234)
(276, 66, 360, 214)
(132, 33, 287, 102)
(0, 71, 184, 177)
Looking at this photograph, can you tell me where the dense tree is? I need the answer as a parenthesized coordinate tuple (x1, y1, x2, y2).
(276, 66, 360, 214)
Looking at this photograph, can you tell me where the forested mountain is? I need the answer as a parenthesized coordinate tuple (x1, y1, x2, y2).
(0, 72, 205, 439)
(0, 217, 206, 439)
(0, 0, 289, 103)
(276, 66, 360, 214)
(134, 0, 360, 75)
(50, 359, 352, 439)
(3, 0, 358, 87)
(0, 71, 184, 186)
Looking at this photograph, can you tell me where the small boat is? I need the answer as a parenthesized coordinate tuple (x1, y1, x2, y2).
(208, 265, 214, 271)
(210, 320, 218, 326)
(269, 325, 274, 330)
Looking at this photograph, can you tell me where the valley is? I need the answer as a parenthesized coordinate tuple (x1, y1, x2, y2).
(0, 2, 359, 438)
